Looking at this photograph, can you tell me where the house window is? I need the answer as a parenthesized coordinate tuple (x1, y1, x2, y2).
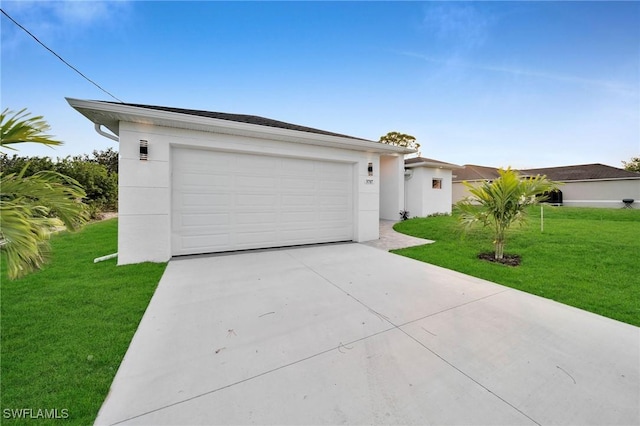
(432, 178, 442, 189)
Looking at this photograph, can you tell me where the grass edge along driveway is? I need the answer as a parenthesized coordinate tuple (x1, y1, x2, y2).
(392, 207, 640, 327)
(1, 219, 167, 425)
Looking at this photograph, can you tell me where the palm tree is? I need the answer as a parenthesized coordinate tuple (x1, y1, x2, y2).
(1, 108, 89, 279)
(1, 108, 64, 150)
(455, 167, 557, 260)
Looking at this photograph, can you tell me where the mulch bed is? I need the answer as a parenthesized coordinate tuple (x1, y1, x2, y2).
(478, 252, 521, 267)
(96, 212, 118, 221)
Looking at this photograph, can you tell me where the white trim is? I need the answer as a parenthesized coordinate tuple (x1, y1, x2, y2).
(556, 177, 640, 183)
(67, 98, 413, 155)
(405, 161, 463, 170)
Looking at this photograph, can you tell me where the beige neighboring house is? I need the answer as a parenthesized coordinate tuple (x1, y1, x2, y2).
(453, 163, 640, 208)
(403, 157, 463, 217)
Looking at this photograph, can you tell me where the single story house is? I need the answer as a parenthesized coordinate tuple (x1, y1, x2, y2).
(453, 163, 640, 208)
(67, 99, 411, 265)
(403, 157, 463, 217)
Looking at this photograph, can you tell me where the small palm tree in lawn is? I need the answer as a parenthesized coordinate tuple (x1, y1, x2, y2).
(455, 167, 558, 261)
(1, 108, 89, 279)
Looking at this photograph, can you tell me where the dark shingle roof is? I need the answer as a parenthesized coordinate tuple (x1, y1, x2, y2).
(522, 164, 640, 181)
(453, 163, 640, 182)
(101, 101, 370, 141)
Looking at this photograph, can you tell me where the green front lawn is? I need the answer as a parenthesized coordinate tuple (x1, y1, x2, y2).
(1, 219, 167, 425)
(393, 207, 640, 327)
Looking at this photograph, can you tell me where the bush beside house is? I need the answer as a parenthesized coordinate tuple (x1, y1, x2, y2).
(0, 148, 118, 217)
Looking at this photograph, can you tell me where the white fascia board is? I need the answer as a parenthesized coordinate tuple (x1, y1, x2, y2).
(66, 98, 413, 155)
(405, 161, 463, 170)
(558, 177, 640, 183)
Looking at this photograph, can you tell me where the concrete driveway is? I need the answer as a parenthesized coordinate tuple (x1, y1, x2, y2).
(95, 243, 639, 425)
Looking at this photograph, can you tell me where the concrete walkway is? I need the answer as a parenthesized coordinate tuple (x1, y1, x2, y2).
(362, 220, 433, 251)
(95, 244, 639, 425)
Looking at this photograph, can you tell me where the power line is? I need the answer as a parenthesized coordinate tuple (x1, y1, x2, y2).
(1, 8, 124, 103)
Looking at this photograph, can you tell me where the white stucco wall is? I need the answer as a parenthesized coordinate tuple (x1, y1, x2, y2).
(405, 167, 453, 217)
(404, 168, 422, 218)
(453, 179, 640, 208)
(117, 121, 382, 265)
(379, 155, 405, 221)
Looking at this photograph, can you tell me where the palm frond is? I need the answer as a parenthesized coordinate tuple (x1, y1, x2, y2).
(1, 170, 89, 279)
(0, 201, 60, 279)
(1, 108, 62, 148)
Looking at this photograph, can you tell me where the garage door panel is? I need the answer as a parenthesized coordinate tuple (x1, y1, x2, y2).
(280, 211, 317, 223)
(236, 175, 278, 188)
(317, 210, 351, 221)
(319, 162, 351, 176)
(181, 193, 232, 207)
(181, 213, 230, 227)
(280, 228, 319, 240)
(280, 177, 316, 190)
(181, 233, 231, 250)
(172, 149, 354, 255)
(235, 211, 279, 224)
(319, 180, 350, 191)
(176, 173, 231, 188)
(174, 153, 232, 171)
(241, 155, 279, 170)
(281, 194, 316, 206)
(280, 158, 317, 175)
(320, 194, 351, 206)
(236, 230, 278, 245)
(317, 224, 352, 234)
(235, 193, 278, 206)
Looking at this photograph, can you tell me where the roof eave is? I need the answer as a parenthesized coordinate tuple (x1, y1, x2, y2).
(555, 177, 640, 182)
(405, 161, 463, 170)
(66, 98, 413, 155)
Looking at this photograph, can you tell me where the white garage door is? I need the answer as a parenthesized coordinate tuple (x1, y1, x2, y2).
(171, 148, 354, 256)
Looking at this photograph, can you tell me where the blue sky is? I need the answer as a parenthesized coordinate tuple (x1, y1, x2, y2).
(1, 1, 638, 169)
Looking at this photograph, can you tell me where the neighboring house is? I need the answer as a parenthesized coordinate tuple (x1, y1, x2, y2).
(68, 99, 411, 265)
(404, 157, 463, 217)
(453, 163, 640, 208)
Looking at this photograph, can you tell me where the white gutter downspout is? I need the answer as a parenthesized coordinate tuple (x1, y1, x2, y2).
(94, 253, 118, 263)
(94, 123, 119, 142)
(92, 123, 119, 264)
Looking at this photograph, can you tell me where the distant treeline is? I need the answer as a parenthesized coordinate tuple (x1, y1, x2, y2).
(0, 148, 118, 218)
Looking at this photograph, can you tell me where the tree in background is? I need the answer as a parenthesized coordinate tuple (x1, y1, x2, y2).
(379, 131, 420, 151)
(1, 108, 88, 279)
(56, 154, 118, 213)
(1, 149, 119, 215)
(622, 157, 640, 173)
(87, 147, 118, 175)
(455, 167, 558, 261)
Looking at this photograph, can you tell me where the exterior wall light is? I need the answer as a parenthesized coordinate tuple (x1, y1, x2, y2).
(368, 162, 373, 176)
(139, 140, 148, 160)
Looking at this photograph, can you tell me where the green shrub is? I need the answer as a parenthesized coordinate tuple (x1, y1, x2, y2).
(0, 153, 55, 175)
(0, 150, 118, 214)
(55, 157, 118, 212)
